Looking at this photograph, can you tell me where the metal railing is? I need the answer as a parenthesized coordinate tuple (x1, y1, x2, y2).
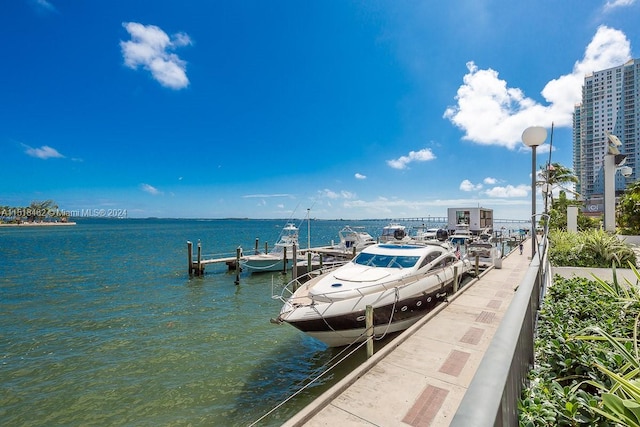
(450, 217, 551, 427)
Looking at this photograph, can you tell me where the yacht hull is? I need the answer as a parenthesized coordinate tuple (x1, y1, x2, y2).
(282, 283, 452, 347)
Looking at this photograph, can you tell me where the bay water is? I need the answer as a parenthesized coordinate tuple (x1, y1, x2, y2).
(0, 218, 401, 426)
(1, 217, 521, 426)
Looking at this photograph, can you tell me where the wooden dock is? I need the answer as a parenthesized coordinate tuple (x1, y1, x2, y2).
(187, 240, 356, 277)
(187, 241, 241, 276)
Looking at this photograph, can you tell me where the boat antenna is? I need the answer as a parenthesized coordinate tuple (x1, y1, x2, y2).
(544, 122, 554, 214)
(293, 197, 318, 249)
(307, 208, 310, 249)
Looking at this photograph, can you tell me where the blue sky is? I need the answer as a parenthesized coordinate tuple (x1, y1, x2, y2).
(2, 0, 639, 220)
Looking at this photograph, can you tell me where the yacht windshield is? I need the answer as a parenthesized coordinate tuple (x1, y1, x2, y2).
(353, 253, 420, 268)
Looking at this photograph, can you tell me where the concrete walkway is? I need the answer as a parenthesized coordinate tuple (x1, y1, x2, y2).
(283, 241, 533, 426)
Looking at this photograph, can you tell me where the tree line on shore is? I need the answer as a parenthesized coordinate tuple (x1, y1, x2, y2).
(0, 200, 69, 223)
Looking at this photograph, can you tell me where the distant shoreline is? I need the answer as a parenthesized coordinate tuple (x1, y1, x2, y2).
(0, 222, 77, 227)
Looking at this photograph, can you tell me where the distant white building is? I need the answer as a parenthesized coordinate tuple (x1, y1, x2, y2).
(447, 207, 493, 234)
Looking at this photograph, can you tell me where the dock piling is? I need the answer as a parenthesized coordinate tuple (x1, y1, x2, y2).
(187, 241, 193, 276)
(282, 247, 288, 275)
(291, 244, 298, 280)
(366, 305, 374, 358)
(196, 241, 203, 276)
(235, 247, 241, 285)
(474, 255, 480, 277)
(453, 266, 459, 293)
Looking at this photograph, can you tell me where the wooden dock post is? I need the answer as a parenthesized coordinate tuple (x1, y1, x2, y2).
(187, 241, 193, 276)
(366, 305, 374, 358)
(453, 266, 459, 293)
(235, 247, 241, 285)
(307, 251, 312, 273)
(291, 244, 298, 280)
(282, 247, 288, 275)
(254, 238, 259, 255)
(474, 255, 479, 277)
(196, 241, 203, 276)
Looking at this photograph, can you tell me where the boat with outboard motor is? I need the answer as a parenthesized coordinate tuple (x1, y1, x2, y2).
(272, 240, 472, 347)
(334, 225, 376, 253)
(240, 223, 301, 273)
(379, 223, 410, 243)
(466, 241, 501, 266)
(448, 222, 475, 247)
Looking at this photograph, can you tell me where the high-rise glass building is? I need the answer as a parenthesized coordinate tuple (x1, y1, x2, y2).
(573, 58, 639, 214)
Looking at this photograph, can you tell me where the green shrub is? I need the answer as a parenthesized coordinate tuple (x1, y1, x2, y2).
(519, 274, 640, 426)
(549, 229, 636, 268)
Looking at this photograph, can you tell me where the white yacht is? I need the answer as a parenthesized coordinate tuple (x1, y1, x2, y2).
(273, 241, 472, 347)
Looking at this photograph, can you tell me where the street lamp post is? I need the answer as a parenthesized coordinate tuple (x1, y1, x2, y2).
(522, 126, 548, 257)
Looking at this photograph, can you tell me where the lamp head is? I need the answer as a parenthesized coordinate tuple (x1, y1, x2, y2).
(620, 166, 633, 177)
(522, 126, 547, 147)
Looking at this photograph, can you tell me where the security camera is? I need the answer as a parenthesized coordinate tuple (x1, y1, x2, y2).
(607, 132, 622, 147)
(620, 166, 633, 177)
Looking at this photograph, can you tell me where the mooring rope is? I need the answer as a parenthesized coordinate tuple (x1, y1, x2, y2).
(373, 287, 400, 341)
(242, 260, 286, 271)
(247, 338, 369, 427)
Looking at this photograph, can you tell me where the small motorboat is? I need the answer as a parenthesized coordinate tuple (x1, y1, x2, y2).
(448, 223, 475, 247)
(466, 241, 501, 266)
(334, 225, 376, 253)
(241, 223, 301, 273)
(379, 223, 410, 243)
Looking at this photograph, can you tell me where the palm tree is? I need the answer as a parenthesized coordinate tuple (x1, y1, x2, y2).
(28, 200, 59, 222)
(538, 162, 579, 207)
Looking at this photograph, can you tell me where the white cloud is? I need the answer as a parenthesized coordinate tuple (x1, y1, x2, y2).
(242, 193, 291, 198)
(31, 0, 56, 12)
(483, 184, 529, 198)
(483, 177, 497, 185)
(318, 189, 356, 200)
(121, 22, 192, 89)
(140, 183, 161, 195)
(604, 0, 637, 11)
(319, 189, 340, 199)
(355, 173, 367, 180)
(387, 148, 436, 170)
(459, 179, 483, 192)
(23, 144, 64, 159)
(341, 191, 356, 199)
(444, 26, 632, 149)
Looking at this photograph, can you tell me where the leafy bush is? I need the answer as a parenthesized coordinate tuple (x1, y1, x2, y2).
(617, 180, 640, 235)
(549, 229, 636, 268)
(519, 273, 640, 426)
